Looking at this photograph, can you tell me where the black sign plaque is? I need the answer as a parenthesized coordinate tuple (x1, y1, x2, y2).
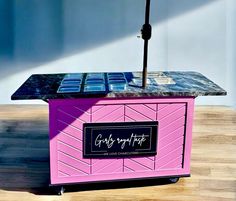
(83, 121, 158, 158)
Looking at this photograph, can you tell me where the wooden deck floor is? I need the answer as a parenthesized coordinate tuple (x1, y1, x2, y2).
(0, 105, 235, 201)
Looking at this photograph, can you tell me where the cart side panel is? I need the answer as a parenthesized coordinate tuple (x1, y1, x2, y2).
(49, 99, 93, 184)
(49, 98, 195, 185)
(91, 104, 125, 175)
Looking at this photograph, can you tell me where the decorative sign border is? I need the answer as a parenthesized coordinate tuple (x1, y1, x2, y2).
(83, 121, 158, 158)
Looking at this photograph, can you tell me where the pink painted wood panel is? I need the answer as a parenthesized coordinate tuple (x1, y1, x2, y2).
(124, 104, 157, 172)
(50, 102, 92, 181)
(124, 103, 185, 173)
(49, 98, 194, 185)
(91, 105, 124, 175)
(156, 103, 186, 171)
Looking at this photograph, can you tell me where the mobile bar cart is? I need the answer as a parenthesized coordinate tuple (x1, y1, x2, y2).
(11, 0, 226, 195)
(11, 71, 226, 194)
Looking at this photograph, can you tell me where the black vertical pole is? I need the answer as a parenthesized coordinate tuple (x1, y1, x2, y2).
(142, 0, 152, 88)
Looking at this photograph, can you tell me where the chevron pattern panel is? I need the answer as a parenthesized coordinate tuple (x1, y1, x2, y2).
(91, 105, 125, 175)
(124, 103, 186, 172)
(56, 105, 92, 177)
(51, 100, 187, 181)
(155, 103, 186, 170)
(124, 104, 157, 172)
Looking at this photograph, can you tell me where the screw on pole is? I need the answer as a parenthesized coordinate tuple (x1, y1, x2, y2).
(141, 0, 152, 88)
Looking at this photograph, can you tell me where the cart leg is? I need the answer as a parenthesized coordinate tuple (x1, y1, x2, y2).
(169, 177, 179, 183)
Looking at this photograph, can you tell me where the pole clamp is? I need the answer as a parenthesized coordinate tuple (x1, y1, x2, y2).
(141, 24, 152, 40)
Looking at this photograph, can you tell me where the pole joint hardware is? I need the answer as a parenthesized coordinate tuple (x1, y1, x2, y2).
(141, 23, 152, 41)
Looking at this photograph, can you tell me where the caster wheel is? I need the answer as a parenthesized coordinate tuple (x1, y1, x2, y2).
(56, 186, 65, 196)
(169, 177, 179, 183)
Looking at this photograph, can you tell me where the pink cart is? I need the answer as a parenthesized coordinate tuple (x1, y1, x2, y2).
(11, 71, 226, 195)
(49, 97, 194, 193)
(10, 1, 226, 195)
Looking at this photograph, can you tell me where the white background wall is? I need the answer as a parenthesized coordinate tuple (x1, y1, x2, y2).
(0, 0, 235, 107)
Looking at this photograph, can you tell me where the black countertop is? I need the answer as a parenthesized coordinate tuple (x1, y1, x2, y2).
(11, 71, 226, 101)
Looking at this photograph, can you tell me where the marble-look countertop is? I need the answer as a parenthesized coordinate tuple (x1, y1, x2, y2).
(11, 71, 226, 101)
